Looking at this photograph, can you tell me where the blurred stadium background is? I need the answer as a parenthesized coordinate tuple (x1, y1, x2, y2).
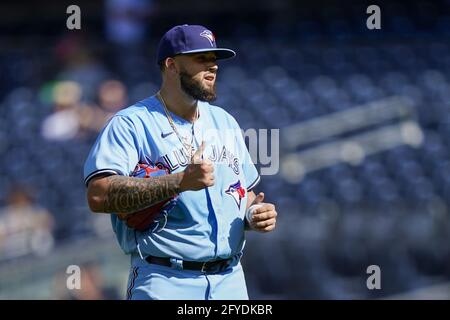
(1, 0, 450, 299)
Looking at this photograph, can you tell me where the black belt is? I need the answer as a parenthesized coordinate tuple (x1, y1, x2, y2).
(145, 255, 235, 273)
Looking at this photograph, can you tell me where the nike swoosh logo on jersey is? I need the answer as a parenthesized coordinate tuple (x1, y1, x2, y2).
(161, 131, 174, 138)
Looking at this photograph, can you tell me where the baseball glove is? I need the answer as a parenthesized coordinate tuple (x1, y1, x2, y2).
(117, 163, 175, 231)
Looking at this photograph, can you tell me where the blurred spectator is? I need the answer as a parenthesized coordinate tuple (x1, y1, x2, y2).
(79, 79, 129, 133)
(54, 34, 111, 101)
(41, 79, 128, 140)
(0, 185, 54, 260)
(41, 81, 83, 141)
(105, 0, 155, 46)
(104, 0, 156, 84)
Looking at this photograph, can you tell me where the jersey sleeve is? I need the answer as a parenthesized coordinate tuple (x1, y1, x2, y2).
(229, 115, 260, 191)
(239, 132, 260, 191)
(83, 116, 140, 187)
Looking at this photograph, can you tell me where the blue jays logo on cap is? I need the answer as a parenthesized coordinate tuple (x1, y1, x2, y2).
(157, 24, 236, 64)
(225, 180, 246, 209)
(200, 30, 215, 47)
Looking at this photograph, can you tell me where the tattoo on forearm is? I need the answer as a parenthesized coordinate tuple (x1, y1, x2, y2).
(103, 174, 181, 214)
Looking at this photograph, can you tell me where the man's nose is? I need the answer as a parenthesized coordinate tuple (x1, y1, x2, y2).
(208, 63, 218, 72)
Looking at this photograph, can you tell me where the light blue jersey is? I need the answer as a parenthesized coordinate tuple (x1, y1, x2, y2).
(83, 95, 260, 262)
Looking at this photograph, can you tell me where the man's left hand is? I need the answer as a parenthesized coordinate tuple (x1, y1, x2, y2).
(247, 192, 277, 233)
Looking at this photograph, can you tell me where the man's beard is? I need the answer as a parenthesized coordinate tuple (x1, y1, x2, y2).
(179, 71, 217, 102)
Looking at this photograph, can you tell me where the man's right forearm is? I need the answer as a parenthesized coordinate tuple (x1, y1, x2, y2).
(100, 173, 183, 214)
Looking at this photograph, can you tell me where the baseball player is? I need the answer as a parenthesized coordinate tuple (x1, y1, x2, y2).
(84, 24, 277, 300)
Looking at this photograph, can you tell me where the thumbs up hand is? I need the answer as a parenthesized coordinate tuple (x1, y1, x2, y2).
(179, 141, 215, 192)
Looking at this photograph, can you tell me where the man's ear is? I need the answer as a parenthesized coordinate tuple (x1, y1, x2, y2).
(165, 57, 178, 75)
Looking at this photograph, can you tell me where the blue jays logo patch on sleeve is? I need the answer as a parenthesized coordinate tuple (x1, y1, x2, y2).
(225, 180, 246, 209)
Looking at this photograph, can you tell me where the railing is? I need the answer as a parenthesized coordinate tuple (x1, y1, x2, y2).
(280, 96, 422, 183)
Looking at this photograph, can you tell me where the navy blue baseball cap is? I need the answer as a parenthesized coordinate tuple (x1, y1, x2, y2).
(157, 24, 236, 64)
